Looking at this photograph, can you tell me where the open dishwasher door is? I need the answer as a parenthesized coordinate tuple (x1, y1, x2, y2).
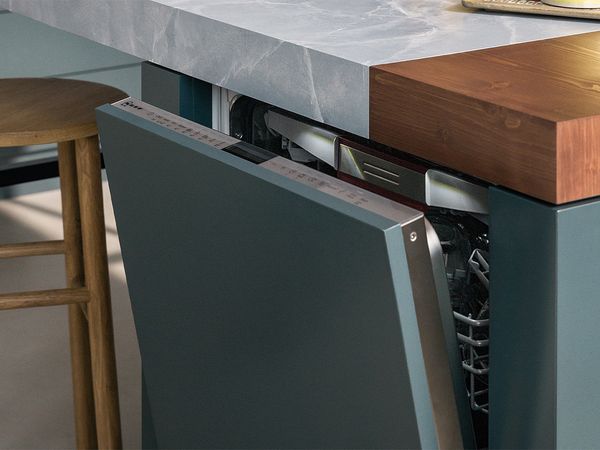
(96, 98, 473, 449)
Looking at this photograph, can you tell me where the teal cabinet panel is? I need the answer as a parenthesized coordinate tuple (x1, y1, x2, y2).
(555, 200, 600, 449)
(490, 188, 600, 449)
(141, 62, 211, 126)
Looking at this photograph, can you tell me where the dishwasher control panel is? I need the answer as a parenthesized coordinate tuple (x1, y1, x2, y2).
(113, 97, 239, 150)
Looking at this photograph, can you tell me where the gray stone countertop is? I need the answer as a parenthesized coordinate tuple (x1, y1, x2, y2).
(3, 0, 599, 136)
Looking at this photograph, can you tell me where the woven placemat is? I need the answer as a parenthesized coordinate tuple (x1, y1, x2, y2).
(463, 0, 600, 19)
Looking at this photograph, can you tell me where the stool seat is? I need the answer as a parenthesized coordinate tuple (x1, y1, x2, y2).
(0, 78, 126, 147)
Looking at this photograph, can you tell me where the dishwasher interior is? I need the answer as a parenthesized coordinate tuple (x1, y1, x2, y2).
(221, 91, 491, 448)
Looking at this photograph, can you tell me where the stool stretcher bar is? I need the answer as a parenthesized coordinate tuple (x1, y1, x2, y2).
(0, 240, 65, 259)
(0, 288, 90, 310)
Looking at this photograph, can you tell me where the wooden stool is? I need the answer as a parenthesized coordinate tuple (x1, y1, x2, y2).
(0, 78, 126, 449)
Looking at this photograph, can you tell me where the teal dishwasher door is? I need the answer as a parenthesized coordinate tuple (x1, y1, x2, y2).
(96, 99, 471, 449)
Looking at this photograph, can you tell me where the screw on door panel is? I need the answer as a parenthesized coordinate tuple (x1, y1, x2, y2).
(410, 231, 418, 242)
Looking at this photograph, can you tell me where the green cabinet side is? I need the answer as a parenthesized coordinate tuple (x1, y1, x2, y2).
(490, 187, 600, 449)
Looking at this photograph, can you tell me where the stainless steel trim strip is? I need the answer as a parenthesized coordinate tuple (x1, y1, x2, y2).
(363, 161, 400, 179)
(339, 144, 426, 203)
(362, 169, 400, 186)
(402, 219, 464, 449)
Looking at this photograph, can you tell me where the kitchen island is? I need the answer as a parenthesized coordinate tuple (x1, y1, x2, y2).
(4, 1, 600, 449)
(2, 0, 599, 137)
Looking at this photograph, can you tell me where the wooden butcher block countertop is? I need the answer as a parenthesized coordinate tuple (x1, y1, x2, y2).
(371, 32, 600, 205)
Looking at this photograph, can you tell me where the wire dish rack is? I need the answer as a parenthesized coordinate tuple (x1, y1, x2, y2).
(453, 249, 489, 414)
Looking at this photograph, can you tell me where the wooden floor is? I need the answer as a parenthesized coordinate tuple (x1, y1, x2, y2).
(0, 180, 140, 449)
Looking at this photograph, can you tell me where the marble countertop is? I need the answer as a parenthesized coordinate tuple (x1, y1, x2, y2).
(4, 0, 599, 136)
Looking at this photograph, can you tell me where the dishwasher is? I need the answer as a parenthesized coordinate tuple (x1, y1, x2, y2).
(96, 94, 490, 449)
(225, 92, 491, 447)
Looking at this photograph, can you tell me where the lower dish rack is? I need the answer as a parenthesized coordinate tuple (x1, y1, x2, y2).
(454, 249, 490, 414)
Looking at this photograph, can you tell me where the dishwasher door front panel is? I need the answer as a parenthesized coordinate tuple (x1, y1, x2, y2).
(96, 101, 466, 449)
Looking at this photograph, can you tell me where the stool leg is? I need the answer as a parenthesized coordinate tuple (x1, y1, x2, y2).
(75, 136, 122, 449)
(58, 141, 98, 450)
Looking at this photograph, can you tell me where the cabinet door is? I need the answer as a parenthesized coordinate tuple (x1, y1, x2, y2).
(96, 100, 468, 449)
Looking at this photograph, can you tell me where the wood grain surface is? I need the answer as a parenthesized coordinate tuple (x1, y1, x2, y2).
(59, 139, 99, 450)
(0, 288, 89, 311)
(76, 135, 122, 449)
(0, 78, 126, 146)
(370, 31, 600, 204)
(0, 240, 65, 258)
